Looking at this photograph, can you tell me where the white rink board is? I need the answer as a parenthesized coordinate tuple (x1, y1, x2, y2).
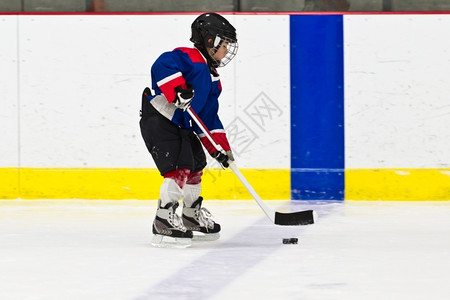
(2, 14, 450, 170)
(230, 15, 290, 169)
(0, 16, 19, 167)
(7, 15, 290, 169)
(18, 15, 191, 168)
(344, 15, 450, 168)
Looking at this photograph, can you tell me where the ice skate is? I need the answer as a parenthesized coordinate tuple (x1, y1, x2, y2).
(182, 197, 220, 241)
(152, 200, 193, 248)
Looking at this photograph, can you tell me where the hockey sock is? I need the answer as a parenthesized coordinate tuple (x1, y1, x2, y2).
(159, 169, 192, 207)
(159, 178, 183, 207)
(183, 170, 203, 207)
(183, 183, 202, 207)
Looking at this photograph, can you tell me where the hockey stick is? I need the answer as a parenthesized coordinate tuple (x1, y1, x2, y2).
(187, 107, 315, 226)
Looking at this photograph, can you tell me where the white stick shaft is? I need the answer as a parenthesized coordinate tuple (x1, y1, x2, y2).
(187, 108, 223, 151)
(187, 108, 275, 222)
(228, 161, 275, 222)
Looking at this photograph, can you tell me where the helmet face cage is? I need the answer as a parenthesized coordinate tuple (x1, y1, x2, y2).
(208, 35, 238, 67)
(191, 13, 238, 68)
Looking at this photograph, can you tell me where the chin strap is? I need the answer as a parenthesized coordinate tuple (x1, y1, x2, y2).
(196, 45, 220, 71)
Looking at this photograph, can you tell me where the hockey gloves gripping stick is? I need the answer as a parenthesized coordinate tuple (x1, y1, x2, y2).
(187, 107, 316, 226)
(174, 84, 194, 111)
(212, 150, 234, 168)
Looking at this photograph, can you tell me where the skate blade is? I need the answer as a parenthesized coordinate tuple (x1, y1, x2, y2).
(151, 234, 192, 248)
(192, 232, 220, 242)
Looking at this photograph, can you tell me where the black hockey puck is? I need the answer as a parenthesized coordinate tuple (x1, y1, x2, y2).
(282, 238, 298, 244)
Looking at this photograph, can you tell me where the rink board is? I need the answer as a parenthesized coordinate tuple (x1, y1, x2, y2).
(0, 168, 289, 200)
(0, 13, 449, 200)
(290, 15, 344, 200)
(1, 167, 448, 200)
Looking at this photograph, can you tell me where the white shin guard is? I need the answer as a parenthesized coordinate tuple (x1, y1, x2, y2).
(159, 178, 183, 207)
(182, 183, 202, 207)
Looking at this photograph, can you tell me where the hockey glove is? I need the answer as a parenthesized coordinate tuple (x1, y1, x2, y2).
(174, 84, 194, 111)
(212, 150, 234, 168)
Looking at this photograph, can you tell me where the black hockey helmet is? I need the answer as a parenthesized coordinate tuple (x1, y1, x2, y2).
(190, 12, 238, 67)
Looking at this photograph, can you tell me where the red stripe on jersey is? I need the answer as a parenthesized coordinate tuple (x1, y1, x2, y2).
(200, 132, 231, 154)
(159, 75, 185, 103)
(175, 47, 206, 64)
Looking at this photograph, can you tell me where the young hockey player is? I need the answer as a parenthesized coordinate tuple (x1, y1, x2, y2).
(139, 13, 238, 247)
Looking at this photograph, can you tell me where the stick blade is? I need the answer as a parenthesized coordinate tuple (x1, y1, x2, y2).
(274, 210, 316, 226)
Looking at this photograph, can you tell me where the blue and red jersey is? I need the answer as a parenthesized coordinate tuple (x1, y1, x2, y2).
(147, 47, 230, 153)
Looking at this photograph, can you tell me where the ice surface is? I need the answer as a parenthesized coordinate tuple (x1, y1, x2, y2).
(1, 199, 449, 300)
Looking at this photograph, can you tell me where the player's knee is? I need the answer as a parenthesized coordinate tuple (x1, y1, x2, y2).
(186, 170, 203, 185)
(163, 169, 191, 189)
